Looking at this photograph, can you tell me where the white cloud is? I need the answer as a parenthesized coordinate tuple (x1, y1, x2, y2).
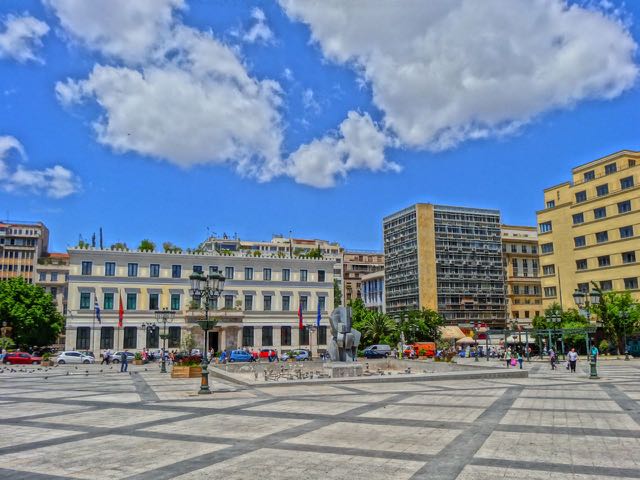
(56, 26, 284, 181)
(287, 111, 398, 188)
(0, 13, 49, 63)
(301, 88, 320, 113)
(243, 7, 274, 44)
(44, 0, 184, 63)
(280, 0, 638, 150)
(0, 135, 80, 198)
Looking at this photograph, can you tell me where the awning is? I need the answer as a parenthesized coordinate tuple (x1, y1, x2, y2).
(440, 326, 466, 340)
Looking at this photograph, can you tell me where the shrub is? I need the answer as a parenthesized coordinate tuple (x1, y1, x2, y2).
(42, 352, 51, 360)
(599, 339, 610, 354)
(134, 352, 143, 361)
(176, 355, 201, 367)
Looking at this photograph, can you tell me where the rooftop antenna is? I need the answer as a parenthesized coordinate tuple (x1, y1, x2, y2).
(91, 233, 96, 247)
(99, 227, 103, 249)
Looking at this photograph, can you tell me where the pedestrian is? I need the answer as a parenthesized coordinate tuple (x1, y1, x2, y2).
(120, 350, 129, 372)
(101, 350, 108, 365)
(517, 351, 523, 369)
(505, 349, 511, 368)
(591, 344, 599, 363)
(549, 348, 556, 370)
(567, 347, 578, 373)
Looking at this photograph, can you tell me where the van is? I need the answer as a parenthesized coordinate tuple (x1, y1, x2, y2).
(413, 342, 436, 358)
(363, 344, 391, 358)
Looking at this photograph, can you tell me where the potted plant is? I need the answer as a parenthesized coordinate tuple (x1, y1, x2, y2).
(134, 352, 143, 365)
(41, 352, 52, 367)
(171, 355, 203, 378)
(418, 349, 428, 359)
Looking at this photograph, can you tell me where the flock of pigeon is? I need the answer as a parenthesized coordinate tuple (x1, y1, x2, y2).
(0, 365, 150, 381)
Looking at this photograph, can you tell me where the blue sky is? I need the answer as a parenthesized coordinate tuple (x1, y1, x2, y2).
(1, 0, 639, 252)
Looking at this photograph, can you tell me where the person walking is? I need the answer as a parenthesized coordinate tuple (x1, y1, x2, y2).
(591, 344, 599, 363)
(505, 349, 512, 368)
(517, 351, 524, 369)
(549, 348, 556, 370)
(567, 347, 578, 373)
(101, 350, 109, 365)
(120, 350, 129, 373)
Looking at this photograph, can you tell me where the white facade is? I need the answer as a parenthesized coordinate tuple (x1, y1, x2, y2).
(65, 248, 334, 356)
(361, 270, 385, 313)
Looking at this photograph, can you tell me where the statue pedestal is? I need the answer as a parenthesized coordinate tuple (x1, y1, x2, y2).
(324, 362, 363, 378)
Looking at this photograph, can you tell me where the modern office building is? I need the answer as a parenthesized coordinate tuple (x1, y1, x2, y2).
(65, 248, 334, 356)
(0, 220, 49, 283)
(342, 251, 384, 304)
(501, 226, 542, 325)
(361, 269, 385, 313)
(383, 204, 506, 327)
(537, 150, 640, 310)
(199, 233, 344, 297)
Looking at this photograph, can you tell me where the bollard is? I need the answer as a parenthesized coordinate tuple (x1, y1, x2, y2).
(589, 358, 599, 379)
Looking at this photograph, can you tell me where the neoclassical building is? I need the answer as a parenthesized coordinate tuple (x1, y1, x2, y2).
(65, 248, 334, 356)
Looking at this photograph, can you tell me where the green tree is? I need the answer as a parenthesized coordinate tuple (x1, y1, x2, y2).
(110, 242, 128, 250)
(0, 336, 15, 350)
(304, 248, 323, 259)
(163, 242, 182, 253)
(592, 291, 640, 354)
(360, 311, 395, 344)
(333, 279, 342, 307)
(410, 308, 444, 342)
(0, 278, 64, 347)
(76, 239, 90, 249)
(181, 333, 197, 353)
(137, 239, 155, 252)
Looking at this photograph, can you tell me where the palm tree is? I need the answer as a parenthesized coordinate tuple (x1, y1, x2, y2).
(361, 311, 395, 344)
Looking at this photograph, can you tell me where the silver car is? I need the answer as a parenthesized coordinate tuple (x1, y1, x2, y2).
(110, 351, 135, 364)
(56, 351, 95, 364)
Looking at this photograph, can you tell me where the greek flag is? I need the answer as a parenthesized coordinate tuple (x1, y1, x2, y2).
(94, 300, 101, 324)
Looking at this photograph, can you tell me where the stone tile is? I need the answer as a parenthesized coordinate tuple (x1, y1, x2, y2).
(520, 387, 610, 399)
(360, 404, 485, 423)
(511, 398, 622, 411)
(0, 425, 81, 448)
(245, 399, 366, 415)
(398, 393, 504, 407)
(456, 465, 638, 479)
(0, 402, 89, 419)
(284, 421, 462, 455)
(255, 385, 352, 397)
(0, 434, 226, 479)
(143, 413, 309, 439)
(74, 392, 142, 403)
(476, 432, 640, 469)
(158, 398, 262, 409)
(343, 382, 435, 393)
(501, 409, 640, 430)
(307, 393, 398, 404)
(30, 407, 186, 428)
(172, 447, 425, 480)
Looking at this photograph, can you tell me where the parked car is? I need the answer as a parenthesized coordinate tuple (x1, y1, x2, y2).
(228, 350, 256, 362)
(78, 350, 95, 358)
(110, 351, 135, 364)
(3, 352, 42, 365)
(281, 349, 311, 361)
(55, 351, 94, 364)
(363, 344, 391, 358)
(258, 348, 277, 359)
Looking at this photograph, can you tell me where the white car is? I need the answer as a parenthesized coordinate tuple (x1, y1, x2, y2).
(56, 351, 95, 365)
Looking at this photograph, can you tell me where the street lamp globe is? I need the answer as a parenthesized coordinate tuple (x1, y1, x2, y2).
(589, 289, 602, 306)
(572, 289, 586, 307)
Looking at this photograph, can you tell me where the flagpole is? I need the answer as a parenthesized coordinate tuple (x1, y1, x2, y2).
(92, 292, 96, 354)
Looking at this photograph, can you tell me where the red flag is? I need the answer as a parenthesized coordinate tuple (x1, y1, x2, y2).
(298, 304, 304, 330)
(118, 293, 124, 327)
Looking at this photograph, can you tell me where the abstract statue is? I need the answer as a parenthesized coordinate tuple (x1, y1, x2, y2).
(328, 307, 361, 362)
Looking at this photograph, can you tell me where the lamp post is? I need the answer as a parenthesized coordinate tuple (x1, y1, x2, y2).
(189, 271, 225, 395)
(154, 309, 175, 373)
(573, 288, 602, 379)
(306, 324, 317, 359)
(141, 321, 157, 352)
(547, 313, 562, 358)
(472, 322, 479, 362)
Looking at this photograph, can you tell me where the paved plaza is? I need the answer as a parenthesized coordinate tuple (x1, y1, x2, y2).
(0, 360, 639, 479)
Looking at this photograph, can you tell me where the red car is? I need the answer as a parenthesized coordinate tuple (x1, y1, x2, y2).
(3, 352, 43, 365)
(258, 348, 277, 359)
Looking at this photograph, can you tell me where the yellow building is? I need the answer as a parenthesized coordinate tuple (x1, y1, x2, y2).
(501, 225, 542, 326)
(537, 150, 640, 311)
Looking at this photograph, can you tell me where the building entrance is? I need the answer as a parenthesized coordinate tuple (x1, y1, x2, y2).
(209, 331, 220, 353)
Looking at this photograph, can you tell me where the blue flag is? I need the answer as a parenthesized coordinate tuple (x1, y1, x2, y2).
(94, 300, 101, 324)
(316, 300, 321, 327)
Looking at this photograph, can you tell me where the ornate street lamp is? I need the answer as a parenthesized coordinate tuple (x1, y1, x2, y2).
(154, 308, 175, 373)
(572, 288, 601, 378)
(189, 271, 225, 394)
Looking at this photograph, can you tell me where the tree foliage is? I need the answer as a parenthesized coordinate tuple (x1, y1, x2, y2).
(592, 291, 640, 354)
(138, 239, 156, 252)
(333, 279, 342, 307)
(163, 242, 182, 253)
(0, 278, 64, 347)
(110, 242, 128, 250)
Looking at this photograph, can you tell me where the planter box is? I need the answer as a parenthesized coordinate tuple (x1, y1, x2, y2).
(171, 366, 202, 378)
(133, 359, 143, 365)
(41, 361, 51, 367)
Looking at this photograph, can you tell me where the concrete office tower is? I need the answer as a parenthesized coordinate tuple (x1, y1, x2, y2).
(501, 226, 542, 326)
(383, 204, 507, 328)
(537, 150, 640, 310)
(0, 221, 49, 283)
(342, 251, 384, 304)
